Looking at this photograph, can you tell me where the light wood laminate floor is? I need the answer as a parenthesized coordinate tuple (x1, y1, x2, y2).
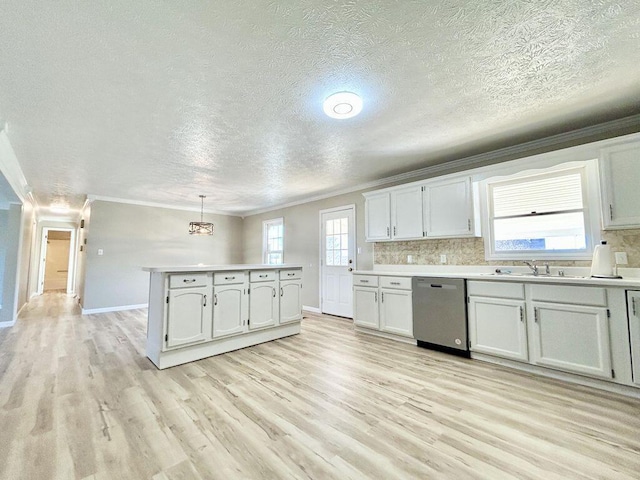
(1, 293, 639, 479)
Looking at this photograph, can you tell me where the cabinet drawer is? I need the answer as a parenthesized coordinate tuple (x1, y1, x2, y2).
(467, 281, 524, 299)
(379, 276, 412, 290)
(169, 273, 209, 289)
(250, 270, 276, 282)
(353, 275, 379, 287)
(279, 269, 302, 280)
(529, 284, 607, 307)
(214, 272, 245, 285)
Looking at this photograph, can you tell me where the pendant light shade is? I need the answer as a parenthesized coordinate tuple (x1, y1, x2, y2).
(189, 195, 214, 235)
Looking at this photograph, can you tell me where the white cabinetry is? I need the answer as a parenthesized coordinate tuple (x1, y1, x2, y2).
(363, 175, 478, 242)
(379, 277, 413, 336)
(249, 271, 278, 330)
(628, 290, 640, 386)
(599, 141, 640, 229)
(423, 176, 476, 238)
(390, 185, 424, 240)
(280, 270, 302, 324)
(166, 273, 213, 349)
(353, 275, 379, 329)
(364, 192, 391, 241)
(213, 273, 248, 338)
(529, 302, 611, 379)
(467, 281, 528, 362)
(353, 275, 413, 338)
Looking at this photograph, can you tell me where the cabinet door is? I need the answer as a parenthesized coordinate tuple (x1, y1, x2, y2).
(249, 282, 278, 330)
(213, 284, 247, 338)
(353, 286, 379, 329)
(599, 142, 640, 229)
(468, 297, 528, 362)
(364, 192, 391, 241)
(530, 302, 612, 379)
(390, 185, 424, 240)
(166, 287, 212, 349)
(280, 280, 302, 324)
(424, 176, 474, 238)
(379, 288, 413, 337)
(628, 291, 640, 385)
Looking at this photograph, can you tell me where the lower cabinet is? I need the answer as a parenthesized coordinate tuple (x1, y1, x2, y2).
(249, 281, 278, 330)
(213, 281, 248, 338)
(353, 275, 413, 338)
(166, 286, 213, 348)
(468, 280, 616, 382)
(530, 302, 612, 379)
(353, 285, 379, 329)
(379, 287, 412, 336)
(628, 290, 640, 385)
(468, 296, 528, 362)
(279, 269, 303, 324)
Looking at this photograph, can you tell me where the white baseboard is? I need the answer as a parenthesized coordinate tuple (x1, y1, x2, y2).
(82, 303, 148, 315)
(302, 305, 321, 314)
(0, 320, 16, 328)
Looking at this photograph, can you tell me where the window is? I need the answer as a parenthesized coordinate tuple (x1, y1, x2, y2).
(485, 166, 595, 260)
(263, 218, 284, 265)
(325, 216, 349, 266)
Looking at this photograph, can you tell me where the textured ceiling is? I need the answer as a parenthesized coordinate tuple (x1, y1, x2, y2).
(0, 0, 639, 215)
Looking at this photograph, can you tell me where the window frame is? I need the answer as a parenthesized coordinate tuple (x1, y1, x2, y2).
(262, 217, 284, 265)
(482, 163, 599, 261)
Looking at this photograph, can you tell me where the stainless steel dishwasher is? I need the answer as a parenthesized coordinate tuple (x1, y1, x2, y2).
(412, 277, 469, 357)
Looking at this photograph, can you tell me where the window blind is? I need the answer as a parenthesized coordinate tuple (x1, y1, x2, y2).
(492, 172, 584, 218)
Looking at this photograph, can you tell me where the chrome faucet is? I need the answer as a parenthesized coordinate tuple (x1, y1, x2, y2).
(524, 260, 538, 276)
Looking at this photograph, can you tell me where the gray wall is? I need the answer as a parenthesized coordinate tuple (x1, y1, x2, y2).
(82, 201, 244, 310)
(0, 209, 7, 307)
(0, 204, 21, 323)
(242, 190, 374, 309)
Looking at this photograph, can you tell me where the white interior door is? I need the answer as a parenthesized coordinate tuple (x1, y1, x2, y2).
(321, 206, 356, 318)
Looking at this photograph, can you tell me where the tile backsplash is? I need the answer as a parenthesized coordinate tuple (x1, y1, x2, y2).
(374, 229, 640, 268)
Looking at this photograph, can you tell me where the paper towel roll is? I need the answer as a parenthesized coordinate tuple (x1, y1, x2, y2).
(590, 242, 614, 277)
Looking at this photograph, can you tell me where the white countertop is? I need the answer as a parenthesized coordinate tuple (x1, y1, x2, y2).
(354, 265, 640, 289)
(142, 264, 303, 273)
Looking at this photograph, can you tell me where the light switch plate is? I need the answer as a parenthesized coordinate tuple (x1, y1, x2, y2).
(440, 254, 447, 264)
(614, 252, 628, 265)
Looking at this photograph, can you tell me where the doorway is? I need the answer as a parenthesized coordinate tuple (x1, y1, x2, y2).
(38, 228, 76, 294)
(320, 205, 356, 318)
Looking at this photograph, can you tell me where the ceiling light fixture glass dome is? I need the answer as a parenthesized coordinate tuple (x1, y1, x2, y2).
(323, 92, 362, 119)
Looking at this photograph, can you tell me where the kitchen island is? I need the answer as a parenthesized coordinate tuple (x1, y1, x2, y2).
(143, 264, 303, 369)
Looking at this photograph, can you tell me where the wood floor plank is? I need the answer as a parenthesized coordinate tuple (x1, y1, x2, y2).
(1, 292, 639, 479)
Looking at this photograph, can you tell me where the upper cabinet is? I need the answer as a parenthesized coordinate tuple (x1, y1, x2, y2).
(390, 185, 424, 240)
(423, 176, 476, 238)
(599, 141, 640, 229)
(364, 191, 391, 241)
(364, 175, 479, 242)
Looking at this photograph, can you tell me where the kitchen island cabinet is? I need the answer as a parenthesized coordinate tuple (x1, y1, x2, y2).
(144, 264, 303, 369)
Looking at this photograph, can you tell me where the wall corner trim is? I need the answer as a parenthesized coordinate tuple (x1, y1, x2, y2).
(81, 303, 148, 315)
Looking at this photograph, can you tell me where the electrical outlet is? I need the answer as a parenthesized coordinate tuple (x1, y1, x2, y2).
(97, 248, 104, 256)
(614, 252, 628, 265)
(440, 254, 447, 264)
(407, 255, 413, 264)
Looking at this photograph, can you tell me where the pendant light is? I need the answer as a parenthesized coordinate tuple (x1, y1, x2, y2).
(189, 195, 214, 235)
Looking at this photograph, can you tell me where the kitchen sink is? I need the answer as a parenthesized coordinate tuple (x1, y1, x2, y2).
(479, 272, 588, 279)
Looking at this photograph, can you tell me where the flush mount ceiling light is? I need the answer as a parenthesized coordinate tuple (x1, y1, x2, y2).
(189, 195, 214, 235)
(323, 92, 362, 119)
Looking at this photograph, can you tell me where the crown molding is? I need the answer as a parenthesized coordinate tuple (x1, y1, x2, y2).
(86, 194, 237, 216)
(0, 130, 35, 206)
(239, 114, 640, 217)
